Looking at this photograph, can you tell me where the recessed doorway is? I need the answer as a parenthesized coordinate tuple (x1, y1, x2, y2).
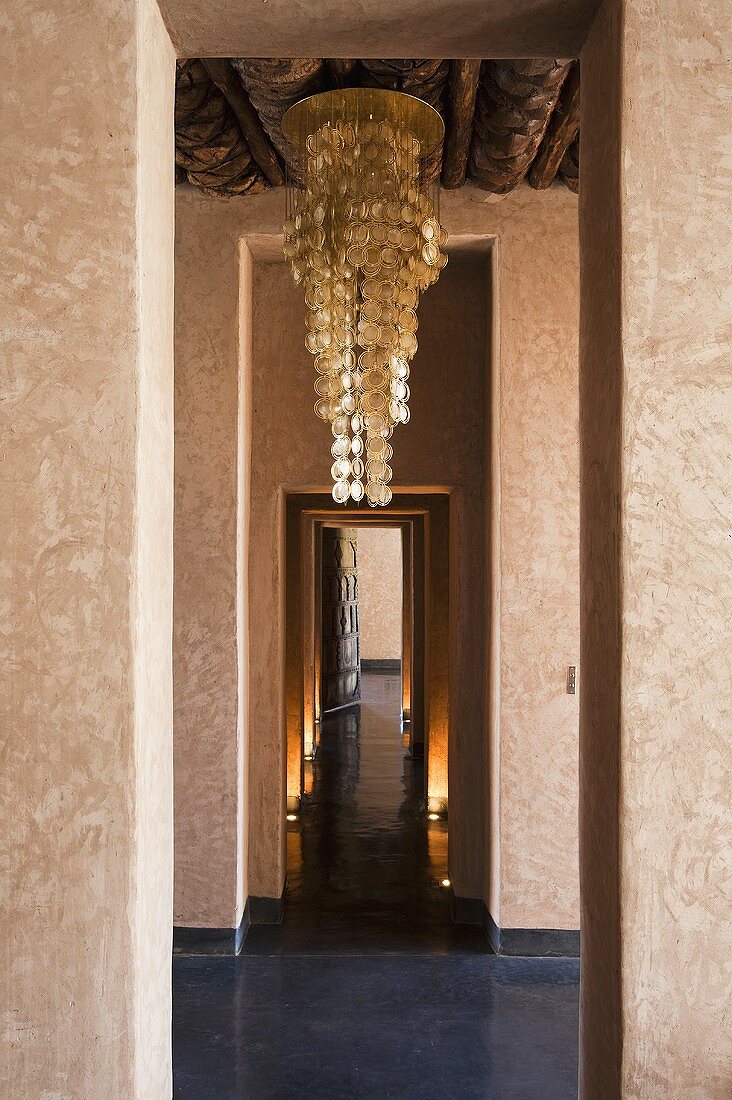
(251, 517, 488, 953)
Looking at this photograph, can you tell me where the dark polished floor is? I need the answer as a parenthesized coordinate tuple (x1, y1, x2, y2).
(246, 670, 487, 955)
(174, 672, 579, 1098)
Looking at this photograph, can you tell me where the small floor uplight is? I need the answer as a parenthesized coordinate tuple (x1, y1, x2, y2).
(428, 812, 440, 821)
(286, 814, 298, 822)
(441, 878, 451, 888)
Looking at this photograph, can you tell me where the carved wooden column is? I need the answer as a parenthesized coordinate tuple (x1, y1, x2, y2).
(321, 527, 361, 712)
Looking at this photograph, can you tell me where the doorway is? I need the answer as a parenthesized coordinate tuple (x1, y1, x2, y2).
(249, 517, 488, 954)
(319, 524, 404, 713)
(285, 494, 459, 847)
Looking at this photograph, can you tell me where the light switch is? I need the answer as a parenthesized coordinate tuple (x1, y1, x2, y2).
(566, 666, 576, 694)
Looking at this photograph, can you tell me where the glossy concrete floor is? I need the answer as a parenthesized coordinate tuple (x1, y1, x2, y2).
(173, 672, 580, 1098)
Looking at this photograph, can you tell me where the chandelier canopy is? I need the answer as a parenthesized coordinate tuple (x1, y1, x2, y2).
(282, 89, 448, 507)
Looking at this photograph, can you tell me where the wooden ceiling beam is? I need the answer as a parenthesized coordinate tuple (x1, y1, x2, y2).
(327, 58, 358, 87)
(230, 59, 330, 184)
(558, 132, 580, 192)
(441, 60, 481, 190)
(528, 61, 580, 189)
(176, 55, 582, 199)
(201, 59, 285, 186)
(467, 59, 572, 193)
(174, 60, 268, 197)
(358, 58, 449, 112)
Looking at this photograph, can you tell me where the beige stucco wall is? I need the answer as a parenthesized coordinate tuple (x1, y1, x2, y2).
(173, 150, 243, 928)
(156, 0, 597, 58)
(174, 181, 580, 930)
(0, 0, 175, 1095)
(580, 0, 732, 1095)
(489, 191, 581, 932)
(356, 528, 403, 661)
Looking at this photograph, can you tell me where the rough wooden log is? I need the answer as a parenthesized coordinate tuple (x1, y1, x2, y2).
(230, 59, 329, 183)
(528, 62, 580, 189)
(358, 58, 449, 180)
(357, 58, 448, 112)
(441, 60, 481, 189)
(176, 54, 581, 201)
(201, 59, 285, 186)
(468, 59, 572, 193)
(327, 58, 357, 87)
(558, 132, 580, 193)
(175, 60, 267, 197)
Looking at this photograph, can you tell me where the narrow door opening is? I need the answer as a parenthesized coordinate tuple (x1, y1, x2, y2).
(269, 518, 486, 953)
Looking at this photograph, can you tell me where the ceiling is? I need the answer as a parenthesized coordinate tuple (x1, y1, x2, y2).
(175, 58, 581, 199)
(157, 0, 600, 58)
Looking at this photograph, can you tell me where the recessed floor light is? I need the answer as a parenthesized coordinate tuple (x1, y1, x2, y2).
(441, 879, 451, 888)
(286, 814, 298, 822)
(428, 812, 440, 820)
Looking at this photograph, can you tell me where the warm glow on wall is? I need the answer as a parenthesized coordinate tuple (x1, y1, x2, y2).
(303, 763, 314, 798)
(401, 673, 411, 721)
(427, 715, 449, 815)
(303, 720, 315, 761)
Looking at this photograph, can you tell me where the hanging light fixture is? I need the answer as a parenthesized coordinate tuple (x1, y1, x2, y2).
(282, 89, 448, 507)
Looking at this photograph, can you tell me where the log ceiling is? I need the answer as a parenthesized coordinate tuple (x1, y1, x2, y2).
(175, 58, 580, 199)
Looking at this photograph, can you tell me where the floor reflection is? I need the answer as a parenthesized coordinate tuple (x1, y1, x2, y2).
(173, 670, 580, 1097)
(244, 671, 488, 954)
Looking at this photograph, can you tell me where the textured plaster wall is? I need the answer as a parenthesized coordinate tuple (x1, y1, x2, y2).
(174, 182, 580, 928)
(580, 0, 732, 1095)
(173, 171, 243, 926)
(133, 3, 175, 1092)
(357, 527, 403, 660)
(491, 193, 581, 931)
(156, 0, 598, 58)
(0, 0, 174, 1096)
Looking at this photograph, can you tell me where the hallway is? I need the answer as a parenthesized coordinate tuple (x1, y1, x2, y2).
(173, 673, 580, 1097)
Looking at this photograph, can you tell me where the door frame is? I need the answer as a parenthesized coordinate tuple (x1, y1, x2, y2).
(284, 492, 451, 822)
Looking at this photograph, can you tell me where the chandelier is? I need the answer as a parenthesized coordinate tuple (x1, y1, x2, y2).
(282, 89, 447, 506)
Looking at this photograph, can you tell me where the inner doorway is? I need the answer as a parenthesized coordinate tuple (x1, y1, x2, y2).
(254, 512, 487, 953)
(282, 490, 485, 927)
(320, 525, 405, 715)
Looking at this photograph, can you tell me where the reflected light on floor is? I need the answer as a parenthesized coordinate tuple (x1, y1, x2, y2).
(427, 808, 448, 896)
